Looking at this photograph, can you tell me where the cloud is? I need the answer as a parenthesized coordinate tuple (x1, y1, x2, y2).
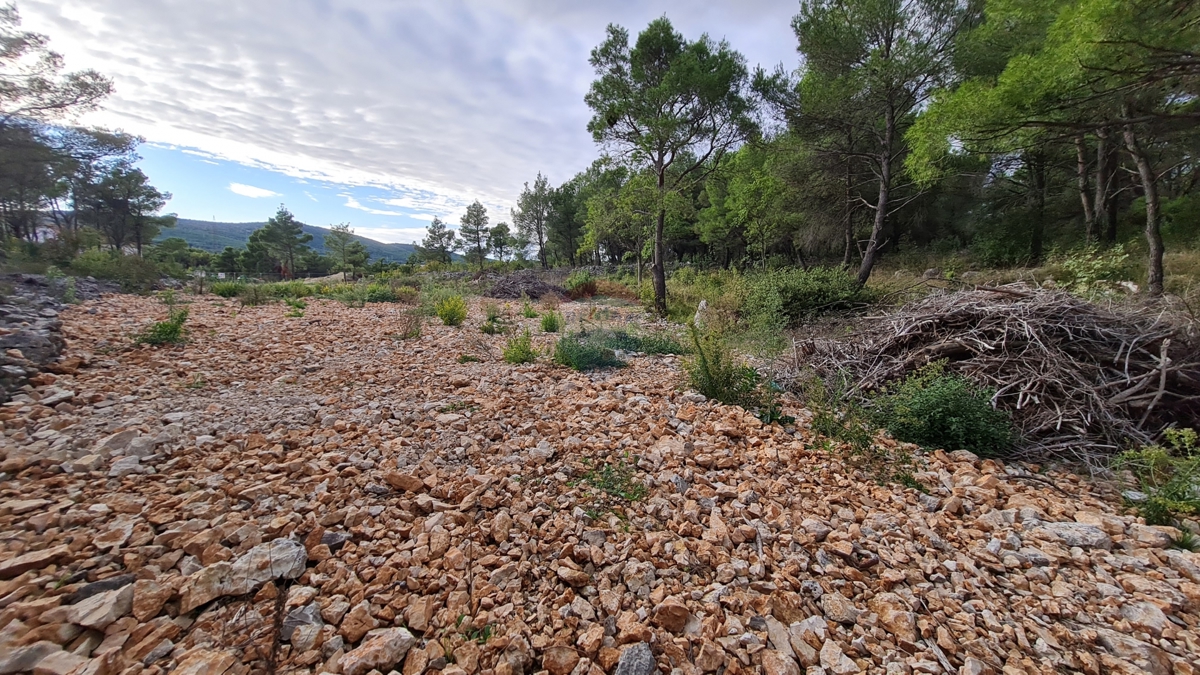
(409, 214, 437, 221)
(342, 195, 406, 217)
(229, 182, 281, 198)
(22, 0, 800, 210)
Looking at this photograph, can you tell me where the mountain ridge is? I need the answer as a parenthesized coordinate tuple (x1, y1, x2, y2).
(158, 218, 419, 262)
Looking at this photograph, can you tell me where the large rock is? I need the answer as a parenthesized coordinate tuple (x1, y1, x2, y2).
(0, 545, 70, 579)
(67, 585, 133, 630)
(820, 593, 861, 624)
(339, 627, 418, 675)
(819, 640, 860, 675)
(0, 642, 60, 675)
(173, 649, 237, 675)
(1033, 522, 1112, 550)
(1094, 627, 1172, 675)
(760, 650, 801, 675)
(181, 538, 307, 612)
(613, 642, 655, 675)
(867, 593, 917, 643)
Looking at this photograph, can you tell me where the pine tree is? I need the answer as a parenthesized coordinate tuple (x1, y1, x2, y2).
(458, 201, 490, 271)
(418, 217, 457, 265)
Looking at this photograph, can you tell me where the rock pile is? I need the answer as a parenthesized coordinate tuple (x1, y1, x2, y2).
(0, 295, 1196, 675)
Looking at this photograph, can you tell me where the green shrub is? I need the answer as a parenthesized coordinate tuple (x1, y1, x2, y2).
(540, 311, 562, 333)
(365, 282, 398, 303)
(135, 308, 188, 346)
(520, 298, 538, 318)
(870, 362, 1013, 457)
(393, 310, 422, 340)
(436, 295, 468, 326)
(481, 319, 503, 335)
(503, 328, 537, 364)
(684, 326, 760, 407)
(333, 284, 368, 308)
(71, 250, 160, 292)
(392, 285, 419, 303)
(238, 284, 271, 306)
(1114, 429, 1200, 526)
(211, 281, 246, 298)
(457, 354, 480, 363)
(744, 267, 874, 330)
(565, 270, 598, 299)
(264, 280, 315, 299)
(484, 301, 502, 322)
(554, 332, 624, 371)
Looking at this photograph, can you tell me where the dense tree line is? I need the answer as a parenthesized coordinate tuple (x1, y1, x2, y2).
(419, 0, 1194, 313)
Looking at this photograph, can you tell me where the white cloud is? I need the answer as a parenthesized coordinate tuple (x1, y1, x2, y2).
(22, 1, 799, 210)
(409, 214, 437, 221)
(229, 182, 281, 198)
(342, 195, 406, 217)
(355, 226, 434, 245)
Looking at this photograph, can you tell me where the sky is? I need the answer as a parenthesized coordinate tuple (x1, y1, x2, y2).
(23, 1, 801, 244)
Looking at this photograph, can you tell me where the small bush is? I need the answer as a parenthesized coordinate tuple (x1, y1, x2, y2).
(595, 330, 687, 355)
(541, 293, 562, 311)
(870, 361, 1013, 457)
(1114, 429, 1200, 526)
(484, 301, 502, 322)
(520, 299, 539, 318)
(211, 281, 246, 298)
(264, 280, 315, 299)
(238, 285, 271, 306)
(457, 354, 480, 363)
(135, 308, 189, 346)
(503, 328, 537, 364)
(392, 285, 419, 304)
(594, 278, 639, 301)
(540, 311, 562, 333)
(71, 250, 160, 292)
(333, 284, 367, 308)
(685, 326, 760, 407)
(437, 295, 468, 326)
(554, 332, 624, 371)
(743, 267, 874, 329)
(365, 282, 398, 303)
(565, 270, 598, 299)
(393, 310, 422, 340)
(481, 319, 503, 335)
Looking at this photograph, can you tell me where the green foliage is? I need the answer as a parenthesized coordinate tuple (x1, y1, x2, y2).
(483, 302, 502, 322)
(870, 362, 1013, 457)
(393, 311, 422, 341)
(70, 250, 160, 292)
(540, 311, 563, 333)
(553, 332, 625, 371)
(684, 326, 760, 407)
(459, 201, 491, 270)
(520, 299, 539, 318)
(333, 284, 368, 308)
(365, 282, 397, 303)
(135, 308, 188, 346)
(592, 329, 687, 355)
(503, 328, 537, 364)
(211, 281, 246, 298)
(1114, 429, 1200, 526)
(392, 285, 419, 304)
(480, 319, 503, 335)
(238, 284, 271, 306)
(1057, 244, 1134, 294)
(457, 354, 480, 363)
(436, 295, 468, 326)
(744, 267, 875, 328)
(565, 270, 598, 299)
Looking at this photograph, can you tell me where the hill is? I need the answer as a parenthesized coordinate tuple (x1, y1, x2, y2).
(159, 218, 419, 262)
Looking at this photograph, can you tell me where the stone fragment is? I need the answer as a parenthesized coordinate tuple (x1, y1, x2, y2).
(820, 592, 861, 624)
(819, 640, 860, 675)
(651, 597, 690, 633)
(1120, 601, 1170, 636)
(760, 651, 800, 675)
(283, 603, 324, 641)
(173, 649, 237, 675)
(340, 601, 380, 643)
(131, 579, 173, 622)
(867, 593, 917, 643)
(613, 642, 654, 675)
(557, 567, 590, 587)
(542, 646, 580, 675)
(339, 627, 418, 675)
(1033, 522, 1112, 549)
(384, 472, 425, 493)
(0, 642, 60, 675)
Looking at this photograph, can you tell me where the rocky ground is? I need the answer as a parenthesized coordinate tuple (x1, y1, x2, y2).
(0, 294, 1197, 675)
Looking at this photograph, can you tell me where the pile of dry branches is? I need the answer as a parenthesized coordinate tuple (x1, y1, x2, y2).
(484, 270, 566, 299)
(785, 284, 1200, 462)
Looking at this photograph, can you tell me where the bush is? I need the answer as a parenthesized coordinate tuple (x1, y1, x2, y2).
(684, 326, 760, 407)
(392, 285, 419, 304)
(520, 299, 539, 318)
(135, 308, 188, 346)
(264, 280, 315, 299)
(870, 362, 1013, 457)
(594, 278, 639, 301)
(595, 329, 687, 355)
(503, 328, 537, 364)
(481, 319, 503, 335)
(565, 270, 598, 299)
(1114, 429, 1200, 526)
(211, 281, 246, 298)
(238, 285, 271, 306)
(436, 295, 468, 326)
(483, 301, 502, 322)
(540, 311, 562, 333)
(71, 250, 161, 292)
(554, 332, 624, 371)
(743, 267, 874, 330)
(365, 282, 398, 303)
(333, 284, 368, 308)
(393, 310, 422, 340)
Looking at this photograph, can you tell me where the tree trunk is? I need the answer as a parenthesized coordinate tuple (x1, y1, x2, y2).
(1121, 109, 1164, 296)
(652, 204, 667, 316)
(857, 105, 895, 286)
(538, 223, 547, 270)
(842, 162, 854, 268)
(1104, 139, 1120, 244)
(1030, 151, 1046, 265)
(1075, 135, 1094, 241)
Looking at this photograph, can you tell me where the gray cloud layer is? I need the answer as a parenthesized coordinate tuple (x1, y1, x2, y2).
(24, 1, 799, 212)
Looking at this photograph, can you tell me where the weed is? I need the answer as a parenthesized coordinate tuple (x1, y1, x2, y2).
(595, 329, 687, 355)
(540, 311, 562, 333)
(238, 285, 271, 306)
(436, 295, 468, 326)
(553, 332, 624, 371)
(334, 284, 368, 308)
(565, 270, 598, 299)
(62, 276, 77, 304)
(457, 354, 480, 363)
(576, 454, 648, 515)
(481, 319, 503, 335)
(394, 310, 422, 340)
(1170, 529, 1200, 552)
(484, 301, 501, 322)
(392, 285, 419, 303)
(1114, 428, 1200, 526)
(186, 374, 207, 389)
(503, 328, 537, 364)
(684, 326, 759, 407)
(541, 293, 562, 311)
(870, 361, 1013, 457)
(438, 400, 478, 413)
(520, 298, 539, 318)
(135, 308, 189, 346)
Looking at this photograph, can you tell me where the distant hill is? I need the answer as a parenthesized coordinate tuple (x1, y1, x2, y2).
(159, 219, 419, 262)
